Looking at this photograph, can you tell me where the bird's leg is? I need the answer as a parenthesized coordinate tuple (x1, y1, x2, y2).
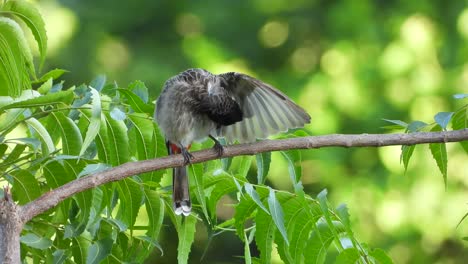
(180, 147, 194, 165)
(209, 134, 224, 157)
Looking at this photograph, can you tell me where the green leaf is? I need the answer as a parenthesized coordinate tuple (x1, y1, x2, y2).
(267, 188, 288, 245)
(452, 106, 468, 153)
(0, 17, 33, 97)
(144, 188, 165, 240)
(37, 77, 52, 94)
(334, 248, 360, 264)
(128, 80, 149, 103)
(434, 112, 454, 130)
(79, 87, 101, 156)
(177, 215, 197, 264)
(255, 208, 275, 264)
(118, 88, 153, 114)
(244, 183, 269, 214)
(189, 163, 209, 220)
(50, 112, 83, 155)
(52, 249, 69, 264)
(400, 145, 415, 173)
(0, 89, 74, 112)
(304, 221, 345, 264)
(72, 235, 91, 264)
(116, 178, 143, 228)
(11, 169, 41, 204)
(317, 189, 343, 250)
(25, 117, 55, 155)
(104, 112, 130, 165)
(20, 233, 52, 250)
(33, 68, 68, 84)
(429, 126, 448, 187)
(369, 248, 394, 264)
(280, 150, 302, 192)
(282, 198, 320, 264)
(382, 119, 407, 128)
(3, 0, 47, 70)
(86, 238, 114, 264)
(89, 74, 106, 91)
(235, 191, 265, 238)
(244, 230, 252, 264)
(256, 152, 271, 184)
(407, 121, 427, 132)
(453, 94, 468, 99)
(205, 172, 238, 218)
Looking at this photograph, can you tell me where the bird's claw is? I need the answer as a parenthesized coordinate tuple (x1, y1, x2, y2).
(181, 148, 194, 165)
(213, 141, 224, 157)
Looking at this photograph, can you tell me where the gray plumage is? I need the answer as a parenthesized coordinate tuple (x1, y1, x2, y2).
(155, 68, 311, 216)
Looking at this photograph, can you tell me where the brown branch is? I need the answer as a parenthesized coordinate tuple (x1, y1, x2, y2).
(19, 129, 468, 223)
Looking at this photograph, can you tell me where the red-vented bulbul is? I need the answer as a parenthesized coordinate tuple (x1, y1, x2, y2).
(155, 68, 310, 216)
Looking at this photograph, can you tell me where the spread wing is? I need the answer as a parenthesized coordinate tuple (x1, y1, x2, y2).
(216, 72, 311, 143)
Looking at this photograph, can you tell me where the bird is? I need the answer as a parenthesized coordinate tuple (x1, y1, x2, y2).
(155, 68, 311, 216)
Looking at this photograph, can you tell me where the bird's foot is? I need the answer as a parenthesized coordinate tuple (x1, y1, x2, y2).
(181, 148, 194, 165)
(209, 135, 224, 157)
(213, 140, 224, 157)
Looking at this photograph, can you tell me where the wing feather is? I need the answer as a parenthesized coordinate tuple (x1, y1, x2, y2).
(218, 73, 310, 143)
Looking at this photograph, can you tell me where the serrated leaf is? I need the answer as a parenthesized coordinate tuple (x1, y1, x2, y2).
(50, 112, 83, 155)
(267, 188, 288, 245)
(72, 235, 91, 264)
(256, 152, 271, 184)
(144, 188, 164, 241)
(280, 150, 302, 192)
(453, 94, 468, 99)
(244, 183, 269, 214)
(0, 17, 33, 97)
(128, 80, 149, 103)
(3, 0, 47, 70)
(110, 104, 126, 121)
(451, 106, 468, 154)
(104, 112, 130, 165)
(79, 87, 101, 156)
(116, 178, 143, 228)
(336, 204, 351, 231)
(317, 189, 343, 250)
(118, 88, 153, 114)
(189, 163, 209, 220)
(37, 77, 52, 94)
(206, 173, 238, 218)
(334, 248, 360, 264)
(177, 215, 197, 264)
(429, 126, 448, 187)
(20, 233, 52, 250)
(255, 208, 275, 264)
(304, 221, 346, 264)
(0, 89, 74, 112)
(400, 145, 415, 173)
(382, 119, 407, 128)
(77, 163, 110, 178)
(407, 121, 428, 132)
(90, 75, 106, 91)
(11, 169, 41, 204)
(86, 238, 113, 264)
(369, 248, 394, 264)
(25, 117, 55, 155)
(235, 190, 265, 238)
(52, 249, 69, 264)
(244, 230, 252, 264)
(434, 112, 454, 130)
(33, 68, 68, 84)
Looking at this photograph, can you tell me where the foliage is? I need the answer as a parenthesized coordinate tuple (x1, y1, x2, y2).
(1, 0, 468, 263)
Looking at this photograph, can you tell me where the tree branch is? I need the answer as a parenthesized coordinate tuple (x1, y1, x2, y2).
(19, 129, 468, 223)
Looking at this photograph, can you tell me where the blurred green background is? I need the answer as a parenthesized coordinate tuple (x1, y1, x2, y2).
(36, 0, 467, 263)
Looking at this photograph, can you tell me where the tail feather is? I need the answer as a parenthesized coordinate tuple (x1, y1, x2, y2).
(173, 166, 191, 216)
